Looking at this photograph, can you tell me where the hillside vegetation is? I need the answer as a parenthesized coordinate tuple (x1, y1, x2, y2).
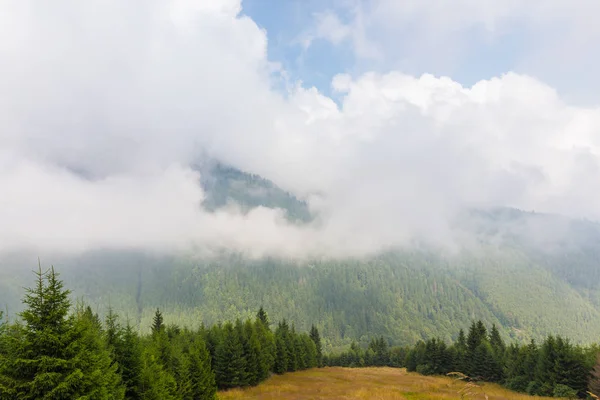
(2, 165, 600, 350)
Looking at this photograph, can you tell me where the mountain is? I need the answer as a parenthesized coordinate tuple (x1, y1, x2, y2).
(1, 163, 600, 352)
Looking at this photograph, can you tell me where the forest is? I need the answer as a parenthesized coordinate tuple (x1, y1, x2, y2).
(326, 321, 600, 398)
(3, 166, 600, 352)
(0, 267, 322, 399)
(2, 267, 600, 399)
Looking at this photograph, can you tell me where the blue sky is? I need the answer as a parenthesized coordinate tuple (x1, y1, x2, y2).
(242, 0, 600, 104)
(242, 0, 352, 95)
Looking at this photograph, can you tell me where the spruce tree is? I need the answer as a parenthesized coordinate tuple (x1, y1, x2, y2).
(286, 323, 299, 372)
(152, 308, 164, 335)
(214, 322, 247, 388)
(0, 266, 125, 399)
(138, 346, 178, 400)
(273, 334, 288, 374)
(536, 335, 558, 396)
(489, 324, 505, 354)
(454, 329, 467, 372)
(301, 334, 317, 368)
(256, 307, 269, 327)
(309, 325, 323, 367)
(117, 322, 144, 399)
(242, 319, 262, 386)
(72, 302, 126, 399)
(186, 335, 217, 400)
(254, 318, 275, 379)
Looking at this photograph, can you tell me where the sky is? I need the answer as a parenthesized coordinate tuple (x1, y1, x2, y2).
(1, 0, 600, 258)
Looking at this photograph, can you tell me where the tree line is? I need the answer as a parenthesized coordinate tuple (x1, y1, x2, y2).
(0, 267, 323, 399)
(326, 320, 600, 398)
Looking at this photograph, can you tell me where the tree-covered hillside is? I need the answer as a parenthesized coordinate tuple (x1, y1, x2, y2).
(1, 165, 600, 351)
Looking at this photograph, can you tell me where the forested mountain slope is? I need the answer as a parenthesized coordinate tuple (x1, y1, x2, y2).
(1, 164, 600, 351)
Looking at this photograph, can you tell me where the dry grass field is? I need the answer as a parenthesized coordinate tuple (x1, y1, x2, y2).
(218, 367, 560, 400)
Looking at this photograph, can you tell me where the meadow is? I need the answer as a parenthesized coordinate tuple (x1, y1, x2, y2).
(219, 367, 559, 400)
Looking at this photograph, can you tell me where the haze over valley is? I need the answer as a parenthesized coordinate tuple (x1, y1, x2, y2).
(2, 0, 600, 365)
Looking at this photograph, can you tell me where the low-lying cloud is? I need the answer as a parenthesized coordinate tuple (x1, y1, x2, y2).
(1, 0, 600, 259)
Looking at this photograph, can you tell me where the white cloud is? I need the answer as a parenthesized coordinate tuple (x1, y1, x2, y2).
(1, 0, 600, 259)
(306, 0, 600, 102)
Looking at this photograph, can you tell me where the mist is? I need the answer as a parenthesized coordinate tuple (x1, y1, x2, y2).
(2, 0, 600, 260)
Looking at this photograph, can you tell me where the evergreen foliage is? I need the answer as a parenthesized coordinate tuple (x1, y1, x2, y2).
(2, 265, 599, 399)
(309, 325, 323, 367)
(0, 266, 321, 400)
(589, 353, 600, 397)
(327, 319, 596, 399)
(0, 266, 125, 399)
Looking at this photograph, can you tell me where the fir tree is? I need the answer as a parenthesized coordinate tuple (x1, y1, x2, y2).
(254, 318, 275, 380)
(273, 334, 288, 374)
(489, 325, 504, 351)
(214, 322, 247, 388)
(117, 322, 144, 399)
(454, 328, 467, 372)
(0, 266, 125, 399)
(301, 334, 318, 368)
(186, 335, 217, 400)
(309, 325, 323, 367)
(152, 308, 164, 335)
(72, 302, 126, 399)
(256, 307, 269, 327)
(138, 347, 178, 400)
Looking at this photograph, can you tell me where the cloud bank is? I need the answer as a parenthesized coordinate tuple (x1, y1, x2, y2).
(1, 0, 600, 258)
(305, 0, 600, 102)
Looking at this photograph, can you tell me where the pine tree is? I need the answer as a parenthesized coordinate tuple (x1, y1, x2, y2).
(168, 336, 192, 400)
(117, 322, 144, 399)
(296, 334, 308, 370)
(256, 307, 269, 327)
(467, 320, 487, 353)
(138, 346, 178, 400)
(487, 324, 505, 382)
(0, 266, 125, 399)
(186, 335, 217, 400)
(454, 328, 467, 372)
(273, 334, 288, 374)
(105, 307, 121, 350)
(72, 302, 126, 399)
(254, 318, 275, 380)
(242, 319, 263, 386)
(214, 322, 247, 388)
(152, 308, 164, 335)
(301, 334, 317, 368)
(489, 324, 505, 354)
(309, 325, 323, 367)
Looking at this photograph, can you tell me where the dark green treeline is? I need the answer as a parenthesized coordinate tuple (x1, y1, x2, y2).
(0, 267, 322, 399)
(326, 321, 600, 398)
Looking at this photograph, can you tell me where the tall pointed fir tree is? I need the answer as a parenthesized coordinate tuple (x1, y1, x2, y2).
(116, 322, 144, 399)
(186, 335, 217, 400)
(242, 319, 263, 386)
(309, 325, 323, 367)
(152, 308, 164, 335)
(214, 322, 247, 389)
(256, 307, 269, 327)
(0, 266, 125, 399)
(254, 312, 275, 380)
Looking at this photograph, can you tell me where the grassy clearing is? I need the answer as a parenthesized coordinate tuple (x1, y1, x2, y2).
(219, 367, 559, 400)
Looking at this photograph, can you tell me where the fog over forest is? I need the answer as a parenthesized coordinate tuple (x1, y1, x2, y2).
(2, 1, 600, 260)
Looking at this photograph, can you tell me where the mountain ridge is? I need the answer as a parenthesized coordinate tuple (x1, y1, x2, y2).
(1, 163, 600, 351)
